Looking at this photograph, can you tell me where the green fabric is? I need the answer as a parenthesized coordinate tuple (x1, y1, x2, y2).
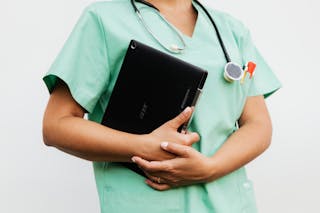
(43, 1, 281, 212)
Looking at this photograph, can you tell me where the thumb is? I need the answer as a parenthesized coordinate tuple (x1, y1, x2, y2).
(167, 107, 192, 129)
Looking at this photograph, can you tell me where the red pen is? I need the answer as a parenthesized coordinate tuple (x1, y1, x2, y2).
(241, 61, 256, 84)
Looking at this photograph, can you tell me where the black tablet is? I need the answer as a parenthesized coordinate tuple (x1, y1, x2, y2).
(101, 40, 208, 176)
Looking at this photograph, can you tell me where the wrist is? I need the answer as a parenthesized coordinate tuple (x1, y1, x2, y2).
(131, 134, 151, 160)
(205, 157, 221, 182)
(133, 133, 164, 161)
(133, 133, 175, 161)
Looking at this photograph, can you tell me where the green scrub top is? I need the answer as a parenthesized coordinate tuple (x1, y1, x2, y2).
(43, 1, 281, 212)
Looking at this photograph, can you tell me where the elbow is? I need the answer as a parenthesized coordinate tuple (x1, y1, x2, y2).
(42, 117, 57, 147)
(42, 123, 53, 147)
(263, 135, 272, 152)
(260, 118, 273, 152)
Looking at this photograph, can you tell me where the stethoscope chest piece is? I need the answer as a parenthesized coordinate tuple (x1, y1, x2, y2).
(224, 62, 244, 83)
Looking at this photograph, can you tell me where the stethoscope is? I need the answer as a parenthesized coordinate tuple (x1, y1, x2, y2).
(131, 0, 247, 83)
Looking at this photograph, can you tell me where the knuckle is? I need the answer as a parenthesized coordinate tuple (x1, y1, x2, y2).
(183, 147, 190, 156)
(183, 135, 194, 146)
(180, 112, 188, 121)
(148, 162, 158, 172)
(181, 139, 189, 146)
(186, 137, 193, 145)
(164, 163, 173, 171)
(180, 135, 190, 145)
(169, 182, 178, 188)
(185, 133, 200, 145)
(177, 112, 188, 124)
(170, 178, 178, 184)
(193, 133, 200, 141)
(182, 110, 191, 121)
(144, 164, 152, 171)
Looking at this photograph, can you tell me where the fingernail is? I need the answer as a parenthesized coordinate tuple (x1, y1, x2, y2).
(131, 157, 136, 163)
(184, 107, 191, 113)
(161, 142, 169, 149)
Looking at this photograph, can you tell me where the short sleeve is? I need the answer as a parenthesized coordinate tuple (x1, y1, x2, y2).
(43, 6, 110, 113)
(240, 29, 281, 98)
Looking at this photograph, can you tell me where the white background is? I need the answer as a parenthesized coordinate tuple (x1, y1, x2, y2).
(0, 0, 319, 212)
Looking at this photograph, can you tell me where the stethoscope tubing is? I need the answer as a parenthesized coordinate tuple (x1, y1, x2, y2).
(192, 0, 231, 63)
(131, 0, 231, 63)
(131, 0, 186, 53)
(131, 0, 245, 82)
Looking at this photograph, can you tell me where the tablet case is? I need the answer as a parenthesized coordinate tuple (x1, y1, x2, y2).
(101, 40, 208, 176)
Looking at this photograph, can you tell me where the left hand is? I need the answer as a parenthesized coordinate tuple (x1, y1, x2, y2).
(132, 142, 215, 191)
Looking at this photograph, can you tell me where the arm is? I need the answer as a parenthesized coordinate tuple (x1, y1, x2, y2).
(42, 81, 199, 162)
(132, 95, 272, 190)
(207, 95, 272, 179)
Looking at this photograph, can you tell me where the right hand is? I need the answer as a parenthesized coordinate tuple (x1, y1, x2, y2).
(140, 107, 200, 161)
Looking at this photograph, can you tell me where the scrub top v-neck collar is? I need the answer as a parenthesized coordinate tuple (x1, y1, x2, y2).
(134, 0, 203, 42)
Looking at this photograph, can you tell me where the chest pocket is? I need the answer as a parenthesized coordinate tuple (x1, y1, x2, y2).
(221, 32, 251, 121)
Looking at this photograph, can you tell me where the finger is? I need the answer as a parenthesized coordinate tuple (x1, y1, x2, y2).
(145, 179, 171, 191)
(143, 171, 163, 184)
(183, 132, 200, 146)
(160, 142, 190, 157)
(132, 157, 169, 172)
(167, 107, 192, 129)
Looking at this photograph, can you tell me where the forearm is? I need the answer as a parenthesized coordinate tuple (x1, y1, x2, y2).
(42, 81, 199, 163)
(207, 119, 272, 181)
(43, 115, 152, 162)
(42, 80, 177, 163)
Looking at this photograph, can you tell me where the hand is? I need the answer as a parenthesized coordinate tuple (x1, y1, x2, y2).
(132, 142, 215, 191)
(140, 107, 200, 161)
